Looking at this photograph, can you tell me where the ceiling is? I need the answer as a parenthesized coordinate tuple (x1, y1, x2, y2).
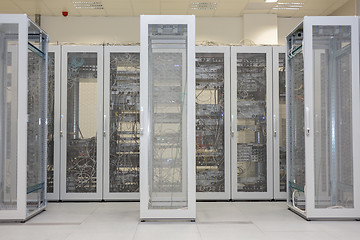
(0, 0, 350, 18)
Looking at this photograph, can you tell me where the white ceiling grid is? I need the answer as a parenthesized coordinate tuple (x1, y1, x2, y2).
(0, 0, 351, 17)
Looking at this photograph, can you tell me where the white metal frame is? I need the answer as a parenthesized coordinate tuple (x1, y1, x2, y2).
(230, 46, 273, 200)
(103, 45, 140, 200)
(140, 15, 196, 220)
(287, 16, 360, 220)
(195, 46, 231, 200)
(272, 46, 287, 200)
(47, 45, 61, 201)
(60, 45, 104, 201)
(0, 14, 48, 221)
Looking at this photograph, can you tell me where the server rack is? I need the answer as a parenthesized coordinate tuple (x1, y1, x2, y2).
(287, 16, 360, 220)
(0, 14, 48, 221)
(140, 15, 196, 220)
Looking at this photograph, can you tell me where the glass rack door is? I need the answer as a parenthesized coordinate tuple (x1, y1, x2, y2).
(231, 46, 273, 200)
(60, 46, 103, 200)
(103, 46, 140, 200)
(46, 45, 61, 201)
(195, 46, 230, 200)
(26, 21, 48, 216)
(273, 46, 287, 200)
(140, 15, 196, 219)
(0, 22, 19, 214)
(286, 26, 306, 213)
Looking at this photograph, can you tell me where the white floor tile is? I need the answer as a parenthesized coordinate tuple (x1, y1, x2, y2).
(133, 230, 202, 240)
(264, 231, 339, 240)
(199, 229, 266, 240)
(65, 231, 135, 240)
(137, 222, 198, 232)
(1, 202, 359, 240)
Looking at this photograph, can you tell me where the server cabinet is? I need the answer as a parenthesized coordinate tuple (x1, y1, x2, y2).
(60, 45, 103, 200)
(272, 46, 287, 200)
(287, 16, 360, 219)
(0, 14, 48, 221)
(103, 46, 140, 200)
(46, 45, 61, 201)
(230, 46, 273, 200)
(195, 46, 230, 200)
(140, 15, 196, 219)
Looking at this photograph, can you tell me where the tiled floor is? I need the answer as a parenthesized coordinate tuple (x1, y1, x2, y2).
(1, 202, 359, 240)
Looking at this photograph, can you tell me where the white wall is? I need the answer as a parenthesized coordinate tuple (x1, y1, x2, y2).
(42, 16, 140, 44)
(41, 15, 300, 46)
(277, 18, 302, 46)
(243, 14, 278, 45)
(196, 17, 243, 45)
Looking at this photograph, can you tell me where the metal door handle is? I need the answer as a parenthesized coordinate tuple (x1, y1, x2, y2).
(60, 114, 64, 137)
(103, 115, 106, 137)
(231, 114, 235, 137)
(305, 107, 310, 136)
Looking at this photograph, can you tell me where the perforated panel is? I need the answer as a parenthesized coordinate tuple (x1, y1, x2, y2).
(47, 52, 55, 194)
(66, 52, 98, 193)
(0, 24, 19, 210)
(287, 30, 305, 210)
(236, 53, 267, 192)
(148, 24, 189, 209)
(313, 25, 354, 209)
(109, 52, 140, 193)
(278, 53, 286, 192)
(195, 53, 225, 193)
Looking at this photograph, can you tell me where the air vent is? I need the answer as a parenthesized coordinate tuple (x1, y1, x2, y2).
(190, 2, 217, 10)
(73, 1, 104, 9)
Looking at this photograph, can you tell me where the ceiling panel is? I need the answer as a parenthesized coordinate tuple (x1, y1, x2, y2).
(2, 0, 19, 8)
(11, 0, 43, 9)
(0, 0, 351, 17)
(161, 1, 188, 10)
(187, 9, 216, 17)
(105, 9, 134, 16)
(41, 0, 73, 9)
(291, 9, 320, 18)
(301, 0, 332, 10)
(161, 9, 190, 15)
(132, 0, 161, 15)
(244, 2, 275, 10)
(215, 1, 247, 11)
(103, 0, 132, 10)
(132, 4, 161, 15)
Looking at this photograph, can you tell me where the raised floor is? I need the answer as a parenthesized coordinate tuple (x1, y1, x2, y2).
(0, 202, 359, 240)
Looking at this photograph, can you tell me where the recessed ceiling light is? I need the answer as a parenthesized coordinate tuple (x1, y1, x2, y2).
(190, 2, 217, 10)
(73, 1, 104, 9)
(272, 2, 304, 10)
